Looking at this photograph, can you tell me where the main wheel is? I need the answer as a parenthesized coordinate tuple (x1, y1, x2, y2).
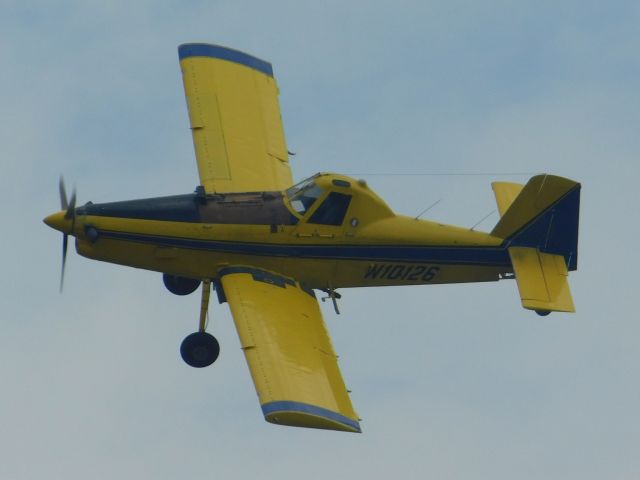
(180, 332, 220, 368)
(535, 309, 551, 317)
(163, 274, 201, 296)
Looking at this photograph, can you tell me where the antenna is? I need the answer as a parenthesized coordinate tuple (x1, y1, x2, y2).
(470, 209, 496, 231)
(415, 199, 442, 220)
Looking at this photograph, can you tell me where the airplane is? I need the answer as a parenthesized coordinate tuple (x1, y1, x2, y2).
(44, 43, 581, 434)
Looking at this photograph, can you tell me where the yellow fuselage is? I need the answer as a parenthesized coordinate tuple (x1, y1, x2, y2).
(47, 173, 512, 289)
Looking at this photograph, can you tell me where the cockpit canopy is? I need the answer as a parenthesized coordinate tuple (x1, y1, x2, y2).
(286, 176, 324, 215)
(286, 175, 353, 226)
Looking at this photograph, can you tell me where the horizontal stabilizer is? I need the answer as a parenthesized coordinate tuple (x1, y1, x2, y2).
(508, 246, 575, 313)
(492, 182, 524, 217)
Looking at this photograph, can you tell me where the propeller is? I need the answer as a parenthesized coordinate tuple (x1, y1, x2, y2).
(58, 177, 77, 292)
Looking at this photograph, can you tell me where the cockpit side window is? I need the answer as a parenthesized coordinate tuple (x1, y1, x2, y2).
(286, 179, 324, 215)
(308, 192, 352, 226)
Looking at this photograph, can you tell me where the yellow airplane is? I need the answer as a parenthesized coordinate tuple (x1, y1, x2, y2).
(44, 43, 581, 433)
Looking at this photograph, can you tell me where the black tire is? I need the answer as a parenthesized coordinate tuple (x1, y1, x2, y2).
(180, 332, 220, 368)
(163, 274, 200, 296)
(535, 309, 551, 317)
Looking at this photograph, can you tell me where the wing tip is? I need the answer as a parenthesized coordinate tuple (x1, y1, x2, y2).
(178, 43, 274, 77)
(262, 401, 362, 433)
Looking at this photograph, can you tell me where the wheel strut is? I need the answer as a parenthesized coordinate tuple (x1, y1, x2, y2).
(198, 279, 211, 332)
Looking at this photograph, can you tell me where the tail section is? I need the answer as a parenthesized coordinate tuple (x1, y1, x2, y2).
(492, 175, 581, 314)
(492, 175, 580, 270)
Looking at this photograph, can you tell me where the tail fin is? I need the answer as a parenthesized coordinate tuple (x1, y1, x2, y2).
(492, 175, 581, 270)
(492, 175, 581, 315)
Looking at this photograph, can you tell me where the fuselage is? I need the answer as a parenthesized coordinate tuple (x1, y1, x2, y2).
(45, 173, 512, 289)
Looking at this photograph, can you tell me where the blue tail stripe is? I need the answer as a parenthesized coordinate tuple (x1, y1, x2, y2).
(508, 186, 580, 270)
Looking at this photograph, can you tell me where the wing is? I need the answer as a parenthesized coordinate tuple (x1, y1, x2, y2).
(219, 267, 361, 433)
(179, 44, 293, 193)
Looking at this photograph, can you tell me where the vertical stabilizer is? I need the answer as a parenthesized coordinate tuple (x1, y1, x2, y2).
(491, 174, 580, 271)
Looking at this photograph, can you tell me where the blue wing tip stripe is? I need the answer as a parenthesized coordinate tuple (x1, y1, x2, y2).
(178, 43, 274, 77)
(262, 401, 361, 432)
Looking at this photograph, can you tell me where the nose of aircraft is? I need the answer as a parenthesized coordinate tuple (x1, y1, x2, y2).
(43, 211, 73, 234)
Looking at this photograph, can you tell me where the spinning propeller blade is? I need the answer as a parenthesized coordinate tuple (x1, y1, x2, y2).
(59, 176, 68, 210)
(56, 177, 76, 292)
(65, 189, 76, 220)
(61, 233, 68, 292)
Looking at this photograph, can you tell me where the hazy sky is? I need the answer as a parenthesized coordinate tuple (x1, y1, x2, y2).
(2, 1, 639, 479)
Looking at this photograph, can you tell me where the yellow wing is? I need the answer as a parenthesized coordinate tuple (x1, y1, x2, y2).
(219, 267, 361, 433)
(179, 44, 293, 193)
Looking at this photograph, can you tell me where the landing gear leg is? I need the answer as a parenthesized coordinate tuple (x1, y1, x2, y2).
(321, 284, 342, 315)
(180, 280, 220, 368)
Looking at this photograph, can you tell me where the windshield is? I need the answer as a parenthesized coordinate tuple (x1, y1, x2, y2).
(286, 178, 325, 215)
(308, 192, 352, 226)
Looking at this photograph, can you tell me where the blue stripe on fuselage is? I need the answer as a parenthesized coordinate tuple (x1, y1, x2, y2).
(96, 229, 511, 266)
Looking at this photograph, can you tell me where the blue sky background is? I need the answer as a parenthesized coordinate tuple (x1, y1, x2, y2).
(1, 1, 639, 478)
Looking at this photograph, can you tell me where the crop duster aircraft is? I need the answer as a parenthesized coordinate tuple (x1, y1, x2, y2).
(44, 43, 581, 433)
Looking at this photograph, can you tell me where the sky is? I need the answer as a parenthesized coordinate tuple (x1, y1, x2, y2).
(1, 1, 639, 478)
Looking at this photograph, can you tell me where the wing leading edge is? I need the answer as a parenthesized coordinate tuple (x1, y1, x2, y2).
(219, 267, 361, 433)
(179, 43, 293, 193)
